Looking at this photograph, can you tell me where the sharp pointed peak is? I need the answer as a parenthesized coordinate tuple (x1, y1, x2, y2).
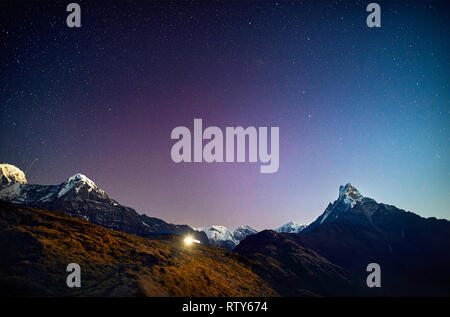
(339, 183, 363, 200)
(57, 173, 103, 198)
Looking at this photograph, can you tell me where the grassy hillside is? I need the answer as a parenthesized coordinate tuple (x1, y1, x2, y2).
(0, 200, 277, 297)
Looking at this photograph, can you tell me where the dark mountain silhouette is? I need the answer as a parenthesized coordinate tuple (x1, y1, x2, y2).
(234, 230, 362, 296)
(237, 184, 450, 296)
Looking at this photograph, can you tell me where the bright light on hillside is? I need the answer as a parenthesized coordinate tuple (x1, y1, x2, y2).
(184, 236, 200, 245)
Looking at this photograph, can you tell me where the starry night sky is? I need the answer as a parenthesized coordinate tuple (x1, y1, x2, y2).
(1, 0, 449, 230)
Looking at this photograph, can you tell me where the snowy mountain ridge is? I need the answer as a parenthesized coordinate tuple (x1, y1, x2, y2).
(275, 221, 306, 233)
(0, 164, 207, 243)
(195, 225, 258, 250)
(57, 173, 105, 198)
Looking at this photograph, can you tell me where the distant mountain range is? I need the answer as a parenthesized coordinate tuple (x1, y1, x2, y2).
(0, 164, 207, 244)
(1, 164, 449, 296)
(275, 221, 306, 233)
(194, 225, 258, 250)
(195, 222, 307, 250)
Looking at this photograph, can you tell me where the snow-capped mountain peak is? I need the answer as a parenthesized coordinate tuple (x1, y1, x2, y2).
(236, 225, 253, 231)
(67, 173, 97, 187)
(58, 173, 99, 198)
(0, 164, 27, 185)
(195, 225, 258, 250)
(304, 183, 374, 229)
(275, 221, 306, 233)
(195, 225, 236, 243)
(0, 168, 108, 205)
(338, 183, 363, 207)
(233, 225, 258, 241)
(339, 183, 363, 207)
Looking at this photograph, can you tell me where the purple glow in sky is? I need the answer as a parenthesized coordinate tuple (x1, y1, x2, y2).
(1, 1, 449, 230)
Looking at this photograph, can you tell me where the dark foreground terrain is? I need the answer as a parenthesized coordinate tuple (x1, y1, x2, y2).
(0, 200, 276, 296)
(2, 196, 448, 297)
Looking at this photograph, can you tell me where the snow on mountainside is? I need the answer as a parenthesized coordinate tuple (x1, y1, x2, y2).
(338, 183, 364, 208)
(0, 164, 27, 185)
(318, 183, 367, 225)
(196, 226, 236, 244)
(195, 225, 258, 250)
(0, 171, 107, 205)
(304, 183, 379, 232)
(0, 164, 207, 243)
(275, 221, 306, 233)
(57, 173, 104, 198)
(233, 225, 258, 241)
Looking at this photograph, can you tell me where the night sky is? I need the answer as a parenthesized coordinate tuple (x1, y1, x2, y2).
(1, 0, 449, 230)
